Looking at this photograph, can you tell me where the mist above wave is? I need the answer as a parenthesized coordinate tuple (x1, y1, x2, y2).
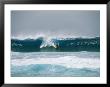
(12, 35, 100, 40)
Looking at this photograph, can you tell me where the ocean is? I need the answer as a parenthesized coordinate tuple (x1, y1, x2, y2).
(11, 37, 100, 77)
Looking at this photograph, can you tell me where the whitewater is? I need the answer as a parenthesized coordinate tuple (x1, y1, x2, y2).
(11, 52, 100, 77)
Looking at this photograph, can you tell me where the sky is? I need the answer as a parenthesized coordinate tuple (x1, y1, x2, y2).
(11, 10, 100, 39)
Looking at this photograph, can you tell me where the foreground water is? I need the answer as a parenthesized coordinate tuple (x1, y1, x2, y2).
(11, 52, 100, 77)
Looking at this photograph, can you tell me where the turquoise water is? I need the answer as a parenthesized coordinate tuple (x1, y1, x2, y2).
(11, 64, 100, 77)
(11, 52, 100, 77)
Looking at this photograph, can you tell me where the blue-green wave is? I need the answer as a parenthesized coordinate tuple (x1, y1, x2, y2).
(11, 37, 100, 52)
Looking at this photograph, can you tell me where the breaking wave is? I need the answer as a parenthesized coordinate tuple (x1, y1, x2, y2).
(11, 37, 100, 52)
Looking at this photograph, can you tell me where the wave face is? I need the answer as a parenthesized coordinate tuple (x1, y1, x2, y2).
(11, 37, 100, 52)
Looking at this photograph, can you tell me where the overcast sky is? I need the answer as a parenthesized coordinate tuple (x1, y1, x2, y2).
(11, 10, 100, 39)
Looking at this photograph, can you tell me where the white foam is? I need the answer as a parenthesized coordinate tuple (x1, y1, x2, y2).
(40, 37, 57, 48)
(11, 53, 100, 68)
